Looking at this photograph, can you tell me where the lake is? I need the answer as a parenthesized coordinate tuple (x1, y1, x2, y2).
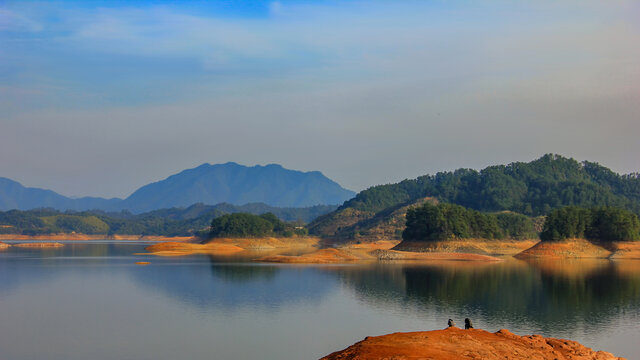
(0, 241, 639, 359)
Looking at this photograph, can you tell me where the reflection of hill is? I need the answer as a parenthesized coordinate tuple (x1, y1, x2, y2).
(0, 243, 138, 295)
(329, 260, 640, 332)
(129, 258, 337, 310)
(210, 263, 279, 283)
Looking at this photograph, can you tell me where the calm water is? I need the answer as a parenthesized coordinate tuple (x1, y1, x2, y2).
(1, 241, 639, 359)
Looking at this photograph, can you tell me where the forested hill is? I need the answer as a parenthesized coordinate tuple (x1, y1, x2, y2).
(341, 154, 640, 216)
(310, 155, 640, 241)
(0, 203, 336, 237)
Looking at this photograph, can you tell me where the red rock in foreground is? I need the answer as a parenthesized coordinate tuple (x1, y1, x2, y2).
(321, 327, 625, 360)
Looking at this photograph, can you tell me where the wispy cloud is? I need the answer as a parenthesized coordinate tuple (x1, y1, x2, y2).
(0, 8, 42, 32)
(0, 1, 639, 197)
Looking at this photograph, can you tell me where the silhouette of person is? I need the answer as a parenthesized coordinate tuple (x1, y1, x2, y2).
(464, 318, 473, 329)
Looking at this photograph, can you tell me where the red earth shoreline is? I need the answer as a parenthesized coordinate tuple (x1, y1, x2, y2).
(320, 327, 625, 360)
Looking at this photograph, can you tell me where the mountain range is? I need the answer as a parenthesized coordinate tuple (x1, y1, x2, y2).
(0, 162, 355, 213)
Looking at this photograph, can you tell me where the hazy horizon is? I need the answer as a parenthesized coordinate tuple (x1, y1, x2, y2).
(2, 1, 639, 198)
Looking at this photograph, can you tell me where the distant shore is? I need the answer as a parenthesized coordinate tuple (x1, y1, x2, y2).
(4, 233, 640, 261)
(0, 234, 196, 242)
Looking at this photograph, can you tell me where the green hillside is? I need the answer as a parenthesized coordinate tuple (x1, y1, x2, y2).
(310, 155, 640, 242)
(403, 202, 538, 242)
(540, 206, 640, 242)
(0, 202, 331, 237)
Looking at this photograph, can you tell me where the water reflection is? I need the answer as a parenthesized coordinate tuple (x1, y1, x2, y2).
(1, 244, 640, 359)
(2, 244, 639, 326)
(327, 259, 640, 333)
(0, 242, 142, 294)
(130, 256, 337, 309)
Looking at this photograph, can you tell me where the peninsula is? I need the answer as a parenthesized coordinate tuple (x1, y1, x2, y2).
(321, 327, 625, 360)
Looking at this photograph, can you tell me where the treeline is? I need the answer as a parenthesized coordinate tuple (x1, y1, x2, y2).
(341, 154, 640, 216)
(540, 206, 640, 242)
(209, 213, 308, 238)
(0, 202, 325, 237)
(403, 203, 537, 242)
(0, 209, 211, 236)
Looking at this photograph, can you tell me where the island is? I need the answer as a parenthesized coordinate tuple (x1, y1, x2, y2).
(516, 206, 640, 259)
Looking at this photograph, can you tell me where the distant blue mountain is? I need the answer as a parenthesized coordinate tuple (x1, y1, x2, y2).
(0, 163, 355, 212)
(0, 177, 121, 211)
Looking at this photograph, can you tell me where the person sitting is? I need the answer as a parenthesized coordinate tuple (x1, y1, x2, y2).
(464, 318, 473, 329)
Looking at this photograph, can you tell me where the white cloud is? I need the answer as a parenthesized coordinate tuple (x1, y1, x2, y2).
(0, 8, 42, 32)
(268, 2, 284, 17)
(1, 1, 640, 196)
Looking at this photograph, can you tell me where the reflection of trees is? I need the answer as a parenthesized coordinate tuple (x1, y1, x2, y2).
(330, 260, 640, 331)
(130, 257, 336, 310)
(0, 243, 133, 295)
(209, 259, 278, 283)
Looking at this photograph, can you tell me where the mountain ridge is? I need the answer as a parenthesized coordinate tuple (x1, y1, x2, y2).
(0, 163, 355, 213)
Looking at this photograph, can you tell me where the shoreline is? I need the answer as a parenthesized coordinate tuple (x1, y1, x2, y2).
(321, 327, 625, 360)
(393, 239, 538, 256)
(0, 234, 196, 242)
(515, 238, 640, 259)
(143, 238, 504, 263)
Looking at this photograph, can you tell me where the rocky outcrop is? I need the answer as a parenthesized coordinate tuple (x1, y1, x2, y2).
(514, 238, 640, 259)
(321, 327, 625, 360)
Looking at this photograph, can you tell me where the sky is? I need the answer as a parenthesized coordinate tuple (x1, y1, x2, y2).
(1, 0, 639, 199)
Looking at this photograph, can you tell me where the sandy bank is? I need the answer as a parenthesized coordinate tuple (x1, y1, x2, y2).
(256, 247, 501, 264)
(513, 238, 640, 259)
(604, 241, 640, 259)
(371, 249, 501, 261)
(0, 241, 10, 249)
(144, 237, 321, 257)
(13, 242, 64, 248)
(321, 327, 625, 360)
(144, 241, 244, 256)
(0, 234, 195, 242)
(393, 239, 538, 256)
(209, 236, 320, 249)
(256, 248, 363, 263)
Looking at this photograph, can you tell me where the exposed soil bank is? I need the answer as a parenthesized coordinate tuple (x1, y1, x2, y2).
(145, 237, 321, 256)
(320, 327, 625, 360)
(13, 242, 64, 248)
(0, 234, 195, 242)
(393, 239, 538, 256)
(256, 248, 363, 263)
(371, 249, 501, 262)
(515, 239, 640, 259)
(208, 236, 320, 250)
(144, 241, 245, 256)
(256, 248, 501, 264)
(604, 241, 640, 259)
(0, 241, 10, 249)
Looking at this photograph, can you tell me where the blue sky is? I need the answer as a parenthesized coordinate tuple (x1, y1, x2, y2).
(1, 0, 640, 198)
